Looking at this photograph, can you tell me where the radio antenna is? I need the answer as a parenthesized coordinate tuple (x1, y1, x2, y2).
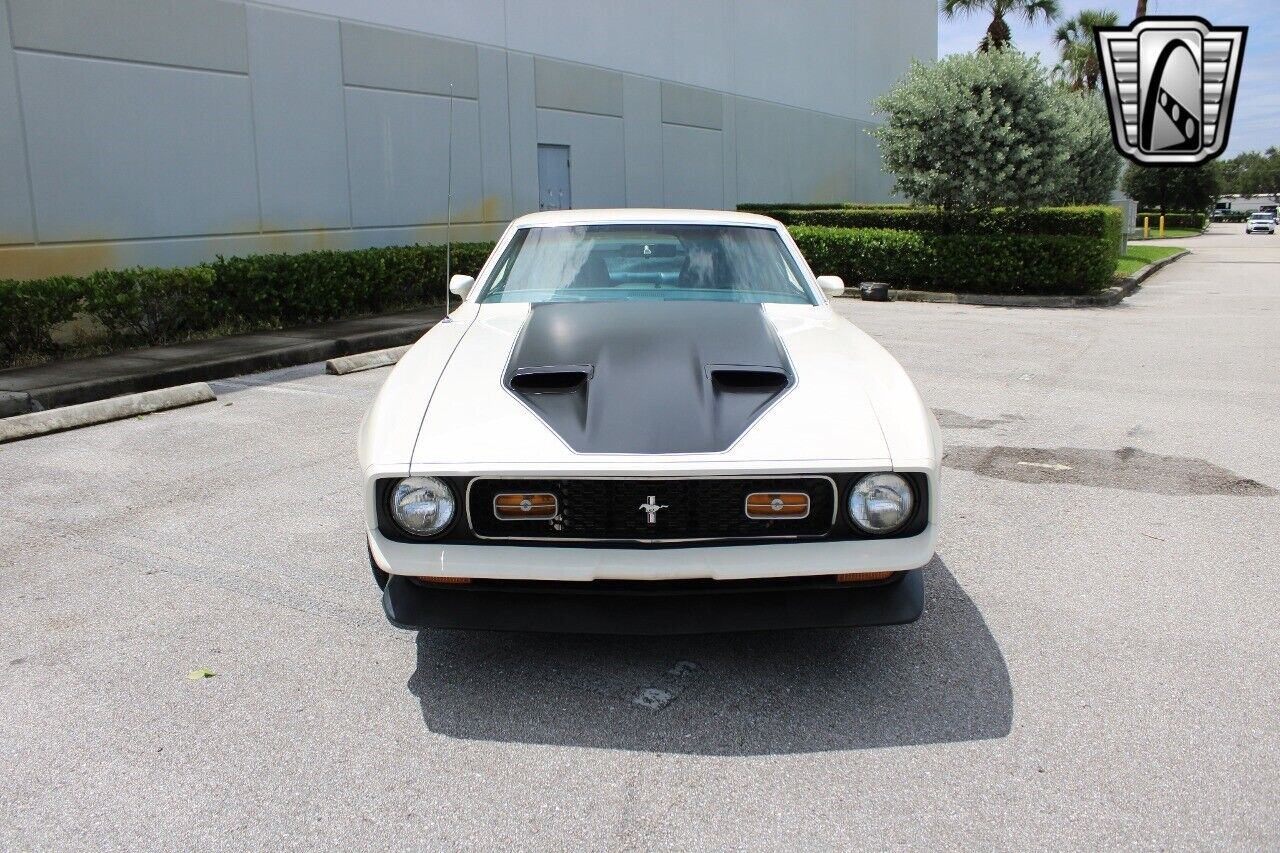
(443, 81, 455, 323)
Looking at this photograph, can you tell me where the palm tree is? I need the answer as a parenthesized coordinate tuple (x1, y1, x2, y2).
(1053, 9, 1120, 90)
(940, 0, 1062, 52)
(1136, 1, 1148, 17)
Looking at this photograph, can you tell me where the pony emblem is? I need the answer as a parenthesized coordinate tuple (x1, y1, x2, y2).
(638, 495, 668, 524)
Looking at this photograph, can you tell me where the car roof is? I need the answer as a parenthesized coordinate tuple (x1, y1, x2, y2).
(509, 208, 782, 228)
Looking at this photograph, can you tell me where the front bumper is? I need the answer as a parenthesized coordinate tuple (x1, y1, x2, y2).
(368, 524, 937, 582)
(381, 569, 924, 634)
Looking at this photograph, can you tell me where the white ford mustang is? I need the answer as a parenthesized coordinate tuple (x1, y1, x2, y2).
(359, 209, 940, 633)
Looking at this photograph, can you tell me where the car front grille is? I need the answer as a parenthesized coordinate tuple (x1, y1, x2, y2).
(466, 477, 836, 542)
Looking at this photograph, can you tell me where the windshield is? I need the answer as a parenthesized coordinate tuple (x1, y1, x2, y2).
(477, 224, 815, 304)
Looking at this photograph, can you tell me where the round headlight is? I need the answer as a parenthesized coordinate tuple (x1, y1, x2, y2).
(389, 477, 456, 537)
(848, 473, 915, 534)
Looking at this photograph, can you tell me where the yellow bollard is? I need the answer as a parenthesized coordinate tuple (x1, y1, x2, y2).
(1143, 216, 1150, 239)
(1159, 215, 1166, 238)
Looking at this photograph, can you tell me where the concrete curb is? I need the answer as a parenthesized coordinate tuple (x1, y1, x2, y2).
(0, 383, 216, 444)
(845, 250, 1190, 309)
(0, 391, 31, 419)
(326, 345, 411, 375)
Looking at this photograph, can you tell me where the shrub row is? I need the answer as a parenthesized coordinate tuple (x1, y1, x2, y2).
(1135, 211, 1206, 229)
(790, 225, 1115, 296)
(0, 242, 493, 365)
(736, 202, 909, 212)
(753, 205, 1123, 240)
(2, 212, 1122, 366)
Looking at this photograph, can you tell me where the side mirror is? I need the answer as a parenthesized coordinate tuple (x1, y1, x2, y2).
(816, 275, 845, 297)
(448, 274, 475, 298)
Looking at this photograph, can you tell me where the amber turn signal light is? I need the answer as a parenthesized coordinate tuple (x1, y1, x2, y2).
(836, 571, 896, 584)
(494, 492, 558, 520)
(745, 492, 810, 519)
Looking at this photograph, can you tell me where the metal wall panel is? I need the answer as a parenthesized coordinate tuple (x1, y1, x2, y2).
(258, 0, 508, 48)
(340, 22, 478, 98)
(18, 52, 259, 242)
(660, 82, 722, 130)
(534, 57, 622, 117)
(0, 0, 924, 274)
(720, 94, 737, 211)
(0, 222, 506, 280)
(0, 0, 34, 245)
(270, 0, 936, 123)
(344, 88, 482, 228)
(247, 6, 350, 231)
(622, 76, 662, 207)
(476, 46, 513, 222)
(729, 0, 860, 120)
(853, 121, 895, 201)
(851, 0, 934, 127)
(506, 52, 540, 217)
(792, 111, 856, 204)
(504, 0, 732, 97)
(9, 0, 248, 73)
(733, 99, 792, 204)
(662, 123, 722, 209)
(535, 108, 625, 209)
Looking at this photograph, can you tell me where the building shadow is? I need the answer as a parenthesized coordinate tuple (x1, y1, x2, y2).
(405, 556, 1012, 755)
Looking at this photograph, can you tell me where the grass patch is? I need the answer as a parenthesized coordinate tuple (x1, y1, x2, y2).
(1131, 227, 1201, 240)
(1115, 246, 1183, 278)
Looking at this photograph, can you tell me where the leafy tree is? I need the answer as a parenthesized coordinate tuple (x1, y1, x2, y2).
(1122, 164, 1220, 212)
(1053, 10, 1119, 91)
(871, 50, 1070, 211)
(940, 0, 1061, 52)
(1056, 90, 1122, 203)
(1214, 149, 1280, 201)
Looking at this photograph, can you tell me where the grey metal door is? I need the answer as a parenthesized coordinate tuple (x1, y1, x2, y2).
(537, 144, 571, 210)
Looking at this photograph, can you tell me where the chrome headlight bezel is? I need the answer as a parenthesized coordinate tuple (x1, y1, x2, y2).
(387, 476, 458, 538)
(846, 473, 917, 535)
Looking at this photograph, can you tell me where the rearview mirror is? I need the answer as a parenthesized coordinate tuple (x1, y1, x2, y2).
(448, 274, 475, 298)
(816, 275, 844, 297)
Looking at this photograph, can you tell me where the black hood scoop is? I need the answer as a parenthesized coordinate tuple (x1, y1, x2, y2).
(503, 301, 793, 454)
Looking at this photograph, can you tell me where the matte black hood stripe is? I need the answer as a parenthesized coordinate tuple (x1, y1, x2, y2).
(503, 301, 792, 454)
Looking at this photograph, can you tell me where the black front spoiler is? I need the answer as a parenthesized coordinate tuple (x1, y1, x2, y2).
(381, 569, 923, 635)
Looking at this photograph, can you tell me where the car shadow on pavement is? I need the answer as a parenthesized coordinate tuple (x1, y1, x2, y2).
(406, 556, 1012, 755)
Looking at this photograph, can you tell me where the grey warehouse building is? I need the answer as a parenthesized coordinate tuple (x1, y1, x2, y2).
(0, 0, 937, 280)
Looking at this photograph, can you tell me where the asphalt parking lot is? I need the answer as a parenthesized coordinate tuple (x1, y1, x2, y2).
(2, 224, 1277, 849)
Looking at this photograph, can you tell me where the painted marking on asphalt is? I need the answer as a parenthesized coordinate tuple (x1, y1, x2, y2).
(631, 660, 702, 711)
(1016, 460, 1073, 471)
(632, 688, 674, 710)
(211, 377, 353, 400)
(934, 409, 1024, 430)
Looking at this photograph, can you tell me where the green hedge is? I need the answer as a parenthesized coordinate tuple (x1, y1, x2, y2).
(1, 208, 1123, 366)
(789, 227, 933, 288)
(212, 242, 493, 327)
(752, 205, 1123, 239)
(1136, 211, 1206, 229)
(736, 202, 909, 212)
(790, 225, 1115, 295)
(0, 276, 83, 360)
(0, 242, 493, 366)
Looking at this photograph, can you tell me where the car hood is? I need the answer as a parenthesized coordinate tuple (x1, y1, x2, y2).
(396, 301, 935, 476)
